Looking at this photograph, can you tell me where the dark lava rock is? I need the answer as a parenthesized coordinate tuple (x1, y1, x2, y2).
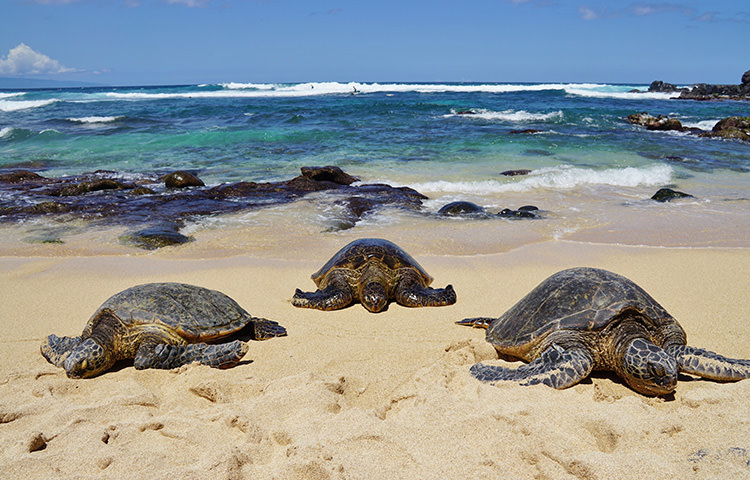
(0, 170, 47, 184)
(648, 81, 687, 93)
(626, 112, 685, 132)
(743, 69, 750, 86)
(700, 116, 750, 142)
(121, 224, 194, 250)
(163, 171, 205, 188)
(438, 201, 486, 216)
(300, 165, 359, 185)
(498, 205, 540, 219)
(456, 110, 476, 115)
(509, 129, 543, 135)
(651, 188, 694, 202)
(500, 169, 532, 176)
(0, 166, 429, 248)
(49, 179, 134, 197)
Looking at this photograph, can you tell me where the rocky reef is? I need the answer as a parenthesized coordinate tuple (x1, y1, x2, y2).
(626, 112, 750, 142)
(647, 69, 750, 101)
(0, 166, 427, 248)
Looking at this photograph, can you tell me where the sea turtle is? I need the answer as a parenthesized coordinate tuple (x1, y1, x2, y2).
(41, 282, 287, 378)
(292, 238, 456, 313)
(458, 267, 750, 396)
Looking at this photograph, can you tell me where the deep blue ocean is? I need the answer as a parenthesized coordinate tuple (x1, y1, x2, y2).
(2, 81, 750, 251)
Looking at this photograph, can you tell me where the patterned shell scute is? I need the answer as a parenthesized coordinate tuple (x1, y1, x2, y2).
(93, 283, 251, 342)
(486, 267, 675, 349)
(311, 238, 432, 286)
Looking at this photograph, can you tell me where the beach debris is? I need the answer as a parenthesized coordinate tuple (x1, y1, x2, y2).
(650, 188, 694, 203)
(458, 267, 750, 396)
(41, 283, 287, 378)
(292, 238, 456, 313)
(162, 171, 205, 188)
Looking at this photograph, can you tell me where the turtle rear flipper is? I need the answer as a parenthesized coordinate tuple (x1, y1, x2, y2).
(134, 340, 249, 370)
(470, 344, 594, 389)
(252, 319, 288, 340)
(668, 345, 750, 381)
(41, 334, 83, 367)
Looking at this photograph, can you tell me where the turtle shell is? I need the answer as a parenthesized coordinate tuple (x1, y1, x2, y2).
(311, 238, 433, 287)
(486, 267, 680, 356)
(83, 283, 253, 342)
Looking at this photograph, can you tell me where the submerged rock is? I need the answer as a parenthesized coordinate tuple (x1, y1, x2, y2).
(500, 169, 532, 176)
(651, 188, 694, 202)
(626, 112, 685, 132)
(498, 205, 540, 219)
(121, 224, 194, 250)
(163, 171, 205, 188)
(438, 201, 486, 216)
(700, 116, 750, 142)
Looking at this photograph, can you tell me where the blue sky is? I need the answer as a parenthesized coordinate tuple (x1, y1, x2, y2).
(2, 0, 749, 86)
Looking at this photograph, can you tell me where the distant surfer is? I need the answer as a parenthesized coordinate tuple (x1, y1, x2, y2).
(352, 85, 358, 94)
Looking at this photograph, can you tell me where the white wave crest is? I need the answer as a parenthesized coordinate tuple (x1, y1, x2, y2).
(384, 164, 674, 195)
(0, 98, 57, 112)
(104, 82, 659, 100)
(0, 126, 13, 138)
(447, 108, 563, 122)
(564, 88, 679, 100)
(0, 92, 24, 99)
(681, 119, 719, 130)
(68, 116, 122, 124)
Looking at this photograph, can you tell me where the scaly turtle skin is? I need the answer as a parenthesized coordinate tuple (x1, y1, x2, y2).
(41, 283, 287, 378)
(458, 267, 750, 396)
(292, 238, 456, 313)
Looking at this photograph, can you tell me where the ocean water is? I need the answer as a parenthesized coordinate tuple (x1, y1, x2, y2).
(1, 82, 750, 254)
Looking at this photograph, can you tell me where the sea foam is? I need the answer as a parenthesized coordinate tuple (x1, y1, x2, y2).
(446, 108, 563, 122)
(385, 164, 674, 195)
(67, 116, 123, 124)
(0, 99, 57, 112)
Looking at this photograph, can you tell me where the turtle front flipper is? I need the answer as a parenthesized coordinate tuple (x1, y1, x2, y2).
(456, 317, 496, 329)
(134, 340, 249, 370)
(292, 284, 354, 311)
(667, 345, 750, 381)
(40, 334, 83, 367)
(470, 344, 594, 389)
(395, 276, 457, 308)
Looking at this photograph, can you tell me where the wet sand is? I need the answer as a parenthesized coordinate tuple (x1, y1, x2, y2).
(1, 238, 749, 479)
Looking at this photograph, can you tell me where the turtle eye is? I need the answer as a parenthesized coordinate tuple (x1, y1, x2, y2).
(647, 363, 665, 378)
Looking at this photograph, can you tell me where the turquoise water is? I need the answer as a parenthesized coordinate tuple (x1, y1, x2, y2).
(2, 82, 750, 251)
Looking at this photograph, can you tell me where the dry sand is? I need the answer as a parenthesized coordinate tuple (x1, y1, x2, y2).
(1, 240, 750, 479)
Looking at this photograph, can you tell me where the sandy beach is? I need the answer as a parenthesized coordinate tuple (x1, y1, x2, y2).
(2, 236, 749, 479)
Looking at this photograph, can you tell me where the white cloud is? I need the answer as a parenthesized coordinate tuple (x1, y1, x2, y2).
(578, 6, 599, 20)
(0, 43, 75, 76)
(165, 0, 210, 6)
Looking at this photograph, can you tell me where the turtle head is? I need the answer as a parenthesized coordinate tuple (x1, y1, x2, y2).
(63, 338, 113, 378)
(360, 281, 388, 313)
(620, 338, 678, 396)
